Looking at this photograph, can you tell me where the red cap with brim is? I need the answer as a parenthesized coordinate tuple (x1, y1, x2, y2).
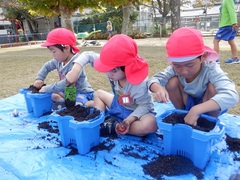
(42, 28, 80, 53)
(166, 27, 219, 62)
(94, 34, 148, 85)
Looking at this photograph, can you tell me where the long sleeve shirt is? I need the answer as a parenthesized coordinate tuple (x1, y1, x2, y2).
(148, 62, 239, 111)
(35, 53, 94, 94)
(74, 51, 155, 118)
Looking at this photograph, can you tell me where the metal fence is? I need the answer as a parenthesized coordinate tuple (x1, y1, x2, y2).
(0, 23, 108, 44)
(0, 32, 48, 44)
(133, 14, 240, 36)
(73, 22, 108, 34)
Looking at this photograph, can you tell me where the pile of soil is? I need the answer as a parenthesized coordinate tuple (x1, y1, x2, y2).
(142, 155, 204, 179)
(142, 133, 240, 179)
(56, 105, 100, 122)
(38, 120, 59, 134)
(162, 112, 216, 132)
(226, 134, 240, 152)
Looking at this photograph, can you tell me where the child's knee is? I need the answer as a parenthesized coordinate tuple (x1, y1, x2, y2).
(52, 93, 64, 102)
(94, 89, 103, 98)
(166, 77, 180, 91)
(203, 83, 217, 101)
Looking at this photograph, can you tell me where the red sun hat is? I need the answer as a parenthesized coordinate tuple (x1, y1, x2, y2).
(94, 34, 148, 85)
(166, 27, 219, 62)
(41, 28, 80, 53)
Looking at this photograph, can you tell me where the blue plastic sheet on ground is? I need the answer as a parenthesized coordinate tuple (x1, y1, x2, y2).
(0, 93, 240, 179)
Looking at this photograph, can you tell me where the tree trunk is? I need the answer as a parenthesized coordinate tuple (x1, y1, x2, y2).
(121, 2, 134, 35)
(59, 5, 77, 32)
(60, 13, 73, 31)
(154, 0, 170, 37)
(170, 0, 181, 32)
(44, 17, 51, 32)
(26, 19, 38, 33)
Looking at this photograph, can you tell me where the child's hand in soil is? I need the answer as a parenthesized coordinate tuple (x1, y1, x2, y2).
(116, 122, 128, 135)
(184, 109, 199, 126)
(39, 86, 46, 93)
(34, 79, 44, 89)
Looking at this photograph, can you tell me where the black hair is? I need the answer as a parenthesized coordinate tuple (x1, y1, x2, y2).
(197, 55, 202, 59)
(120, 66, 125, 72)
(52, 44, 74, 54)
(53, 44, 65, 52)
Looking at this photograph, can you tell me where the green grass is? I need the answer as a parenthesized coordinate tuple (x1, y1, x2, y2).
(0, 44, 239, 115)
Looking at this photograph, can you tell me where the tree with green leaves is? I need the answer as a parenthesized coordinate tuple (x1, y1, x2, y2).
(192, 0, 221, 8)
(0, 0, 39, 34)
(16, 0, 103, 31)
(13, 0, 143, 34)
(74, 5, 138, 35)
(99, 0, 150, 34)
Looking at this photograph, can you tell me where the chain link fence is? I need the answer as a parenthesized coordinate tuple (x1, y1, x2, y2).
(133, 14, 240, 36)
(0, 32, 48, 45)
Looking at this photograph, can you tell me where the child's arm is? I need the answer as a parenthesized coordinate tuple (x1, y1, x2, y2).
(208, 64, 239, 112)
(34, 60, 57, 88)
(149, 82, 169, 103)
(185, 63, 239, 125)
(148, 66, 176, 103)
(66, 51, 100, 85)
(66, 63, 82, 86)
(184, 99, 221, 126)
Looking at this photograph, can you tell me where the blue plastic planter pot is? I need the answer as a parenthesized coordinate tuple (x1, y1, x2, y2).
(19, 87, 52, 117)
(51, 115, 76, 147)
(52, 106, 104, 155)
(156, 109, 225, 170)
(26, 92, 52, 117)
(19, 88, 33, 113)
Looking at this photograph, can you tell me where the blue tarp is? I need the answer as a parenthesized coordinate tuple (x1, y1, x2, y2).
(0, 93, 240, 179)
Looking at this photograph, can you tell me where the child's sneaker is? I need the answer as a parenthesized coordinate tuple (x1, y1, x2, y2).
(224, 57, 240, 64)
(100, 117, 117, 137)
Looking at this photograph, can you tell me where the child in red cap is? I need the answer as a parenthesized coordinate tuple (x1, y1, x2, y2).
(34, 28, 94, 109)
(66, 34, 157, 136)
(148, 27, 239, 126)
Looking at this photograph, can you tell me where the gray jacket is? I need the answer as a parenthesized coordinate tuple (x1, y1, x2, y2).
(36, 53, 94, 94)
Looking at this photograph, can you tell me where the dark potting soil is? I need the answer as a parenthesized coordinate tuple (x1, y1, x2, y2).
(56, 105, 100, 122)
(65, 99, 76, 108)
(162, 112, 216, 132)
(226, 134, 240, 152)
(38, 120, 59, 134)
(27, 84, 46, 93)
(142, 155, 204, 179)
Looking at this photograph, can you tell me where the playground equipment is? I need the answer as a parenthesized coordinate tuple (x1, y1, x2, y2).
(76, 30, 101, 47)
(76, 30, 101, 40)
